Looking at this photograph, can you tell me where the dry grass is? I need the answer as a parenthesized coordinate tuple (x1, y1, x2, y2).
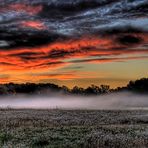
(0, 109, 147, 147)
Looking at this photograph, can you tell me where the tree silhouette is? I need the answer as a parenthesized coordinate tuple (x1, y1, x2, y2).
(100, 85, 110, 94)
(0, 78, 147, 96)
(127, 78, 148, 93)
(71, 86, 85, 95)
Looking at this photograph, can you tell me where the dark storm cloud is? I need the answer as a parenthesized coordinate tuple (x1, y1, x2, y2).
(0, 27, 67, 49)
(93, 18, 148, 37)
(117, 35, 143, 45)
(0, 0, 148, 49)
(38, 0, 121, 19)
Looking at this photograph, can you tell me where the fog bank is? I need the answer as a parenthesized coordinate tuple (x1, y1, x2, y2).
(0, 92, 147, 110)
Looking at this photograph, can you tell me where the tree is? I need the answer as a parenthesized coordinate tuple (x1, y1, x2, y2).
(85, 85, 100, 95)
(0, 85, 8, 95)
(127, 78, 148, 93)
(71, 86, 84, 95)
(100, 85, 110, 94)
(61, 86, 70, 94)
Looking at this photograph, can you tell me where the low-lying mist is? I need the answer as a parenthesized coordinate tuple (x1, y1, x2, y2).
(0, 92, 147, 110)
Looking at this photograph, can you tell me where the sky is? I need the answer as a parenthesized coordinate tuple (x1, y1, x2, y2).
(0, 0, 148, 88)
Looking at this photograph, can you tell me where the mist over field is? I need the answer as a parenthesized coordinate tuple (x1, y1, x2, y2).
(0, 92, 147, 110)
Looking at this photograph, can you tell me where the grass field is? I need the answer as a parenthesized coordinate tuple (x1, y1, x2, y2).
(0, 109, 147, 148)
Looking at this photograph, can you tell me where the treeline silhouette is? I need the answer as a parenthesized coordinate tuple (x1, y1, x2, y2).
(0, 78, 147, 96)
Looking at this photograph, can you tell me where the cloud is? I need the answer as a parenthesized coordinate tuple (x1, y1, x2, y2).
(0, 0, 147, 83)
(0, 27, 66, 49)
(0, 34, 147, 73)
(117, 35, 143, 45)
(20, 21, 46, 30)
(30, 72, 78, 80)
(70, 56, 148, 64)
(0, 3, 43, 15)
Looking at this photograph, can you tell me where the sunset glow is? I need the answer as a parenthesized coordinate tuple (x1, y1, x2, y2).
(0, 0, 148, 88)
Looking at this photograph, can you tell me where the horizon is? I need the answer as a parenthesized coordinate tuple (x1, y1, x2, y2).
(0, 77, 147, 89)
(0, 78, 147, 96)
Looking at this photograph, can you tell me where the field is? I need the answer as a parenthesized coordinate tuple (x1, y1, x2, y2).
(0, 109, 147, 148)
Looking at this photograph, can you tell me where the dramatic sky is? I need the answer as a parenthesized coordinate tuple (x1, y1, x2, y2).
(0, 0, 148, 88)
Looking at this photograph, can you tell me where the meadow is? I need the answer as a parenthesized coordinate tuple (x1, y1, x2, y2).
(0, 109, 147, 148)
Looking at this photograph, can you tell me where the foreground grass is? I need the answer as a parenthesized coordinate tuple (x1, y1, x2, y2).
(0, 109, 147, 147)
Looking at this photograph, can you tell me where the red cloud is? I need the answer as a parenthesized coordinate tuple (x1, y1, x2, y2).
(20, 21, 46, 30)
(9, 4, 43, 15)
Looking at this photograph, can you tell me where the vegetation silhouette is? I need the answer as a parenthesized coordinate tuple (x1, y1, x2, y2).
(0, 78, 147, 96)
(127, 78, 148, 93)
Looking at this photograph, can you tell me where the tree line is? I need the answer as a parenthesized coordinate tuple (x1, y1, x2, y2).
(0, 78, 147, 96)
